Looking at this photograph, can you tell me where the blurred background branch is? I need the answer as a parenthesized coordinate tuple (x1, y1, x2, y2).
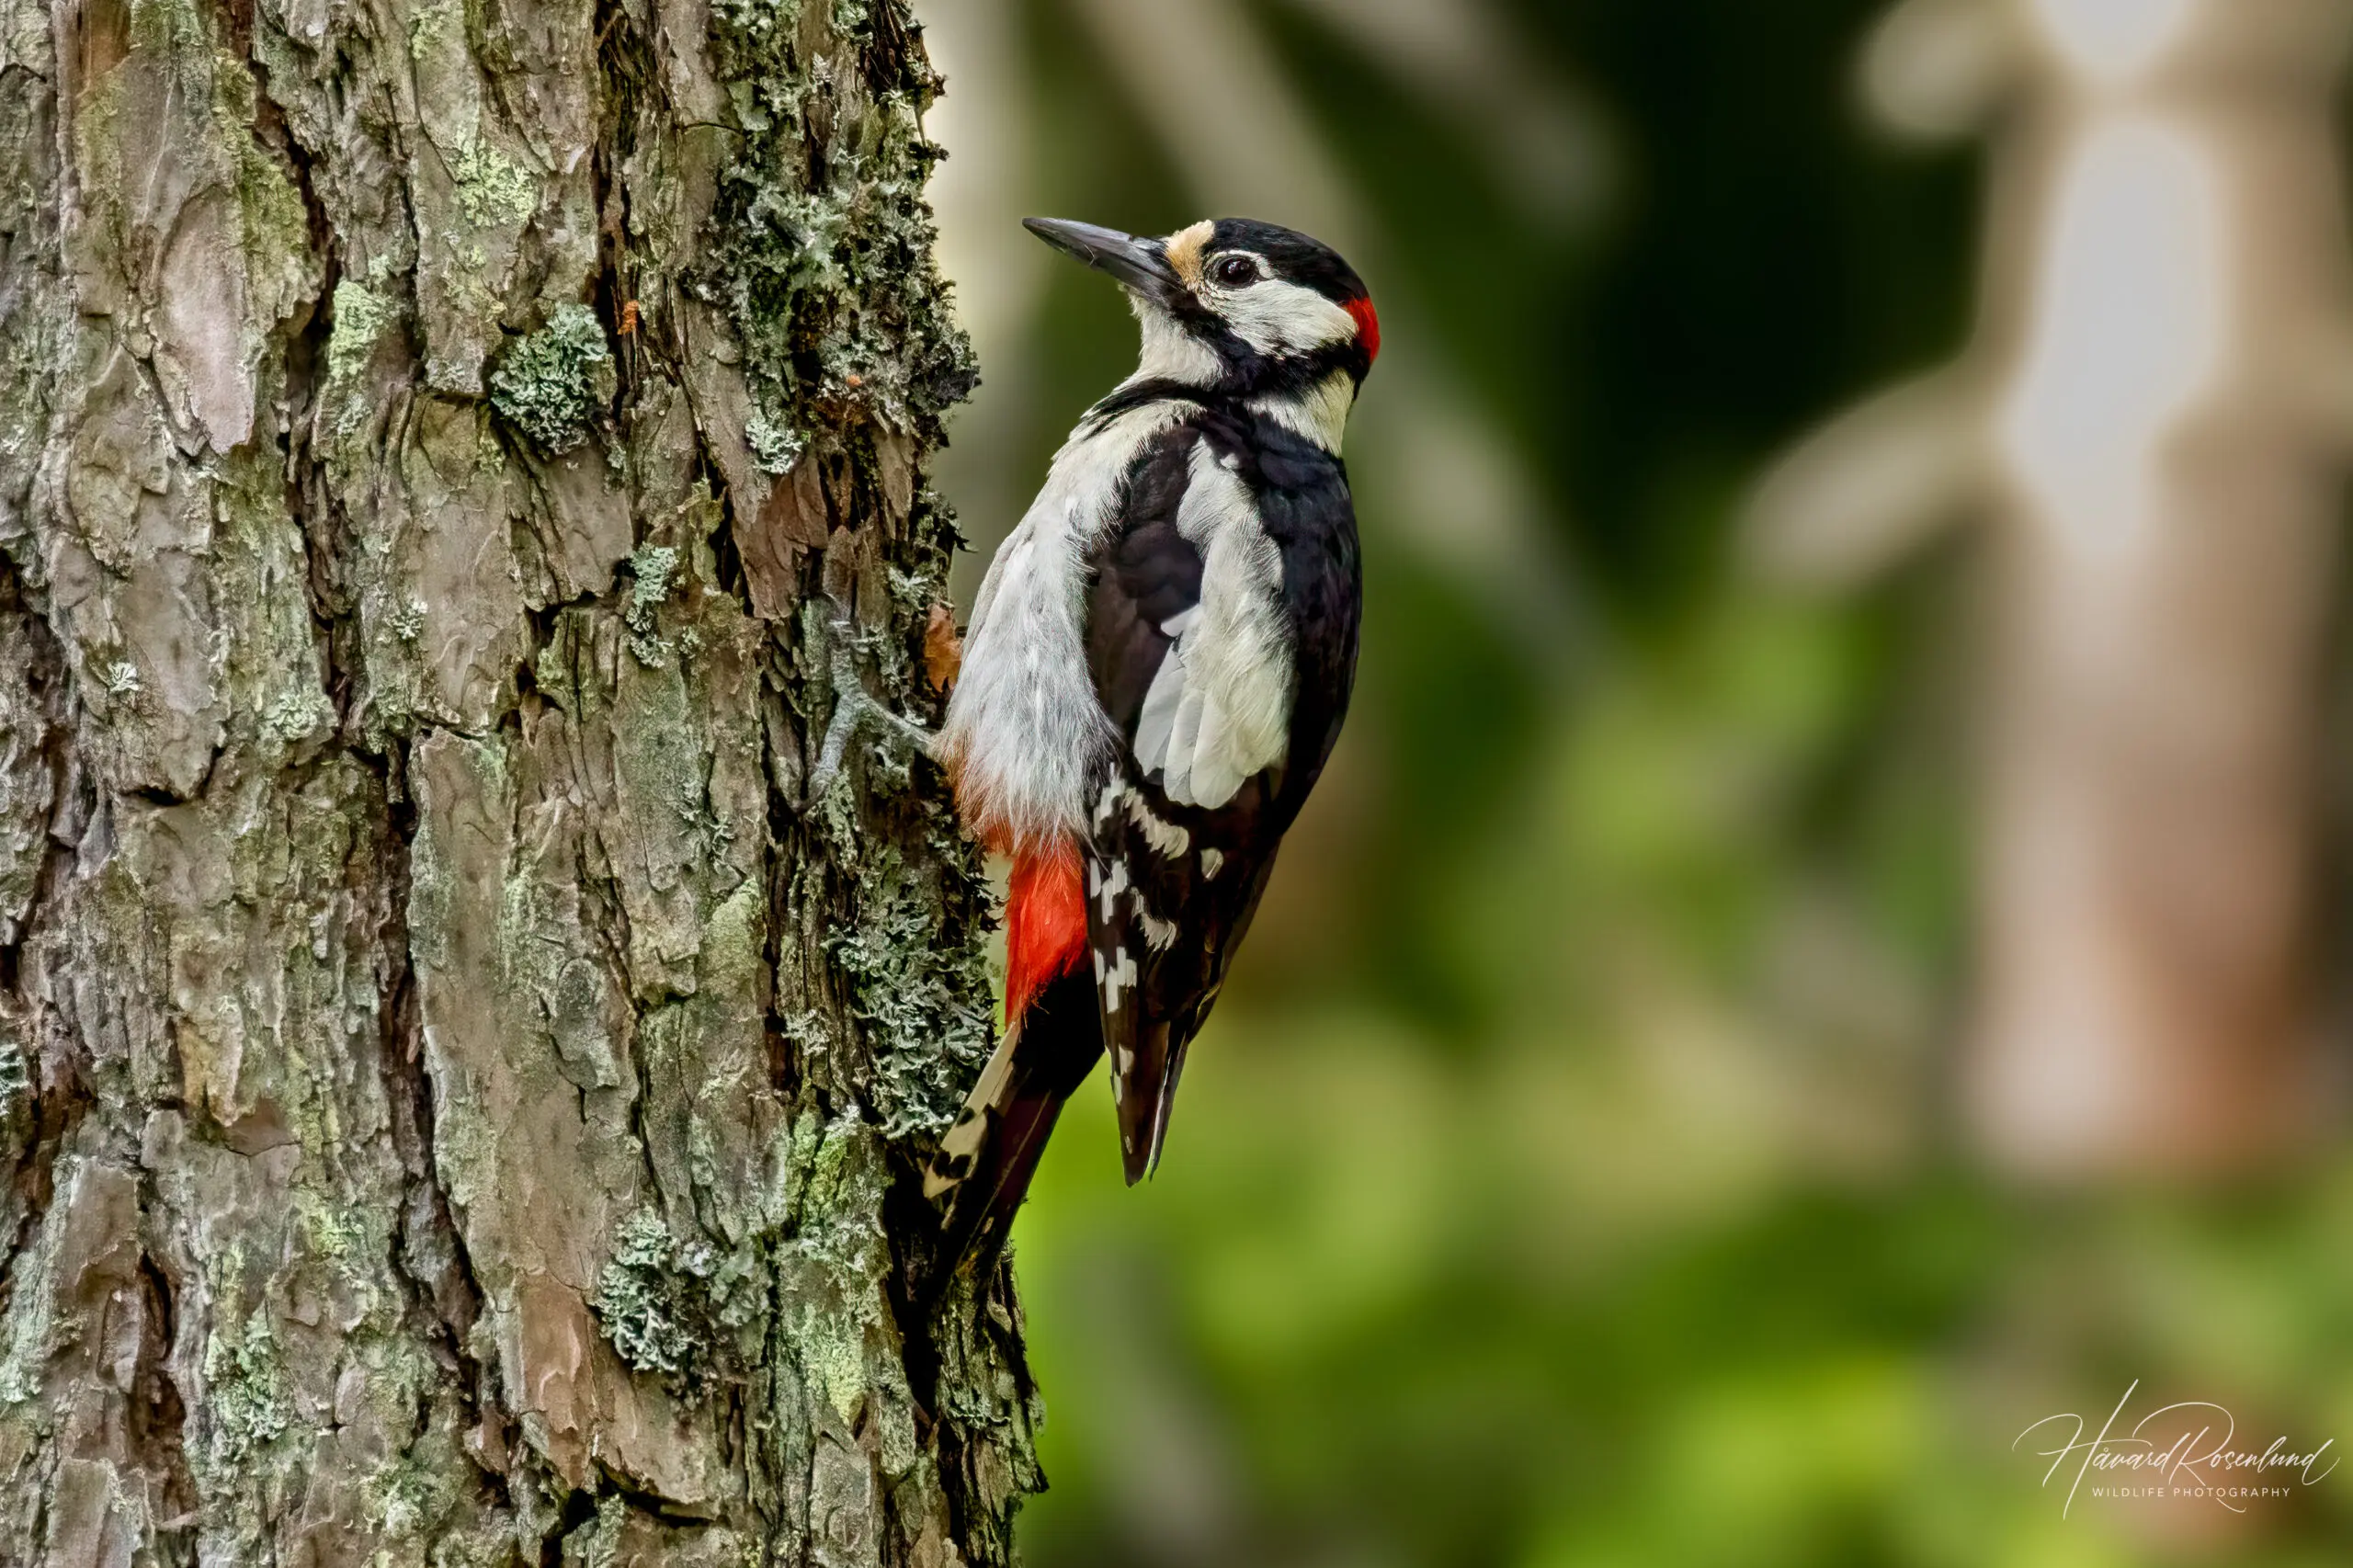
(1757, 0, 2353, 1177)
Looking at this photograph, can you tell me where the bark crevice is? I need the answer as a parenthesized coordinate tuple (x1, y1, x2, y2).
(0, 0, 1038, 1556)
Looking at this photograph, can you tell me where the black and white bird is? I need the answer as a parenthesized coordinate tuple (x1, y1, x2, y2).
(926, 216, 1378, 1275)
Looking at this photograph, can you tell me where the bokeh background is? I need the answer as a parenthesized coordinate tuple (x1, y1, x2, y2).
(922, 2, 2353, 1563)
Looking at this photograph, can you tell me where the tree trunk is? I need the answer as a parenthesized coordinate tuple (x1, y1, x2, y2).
(0, 0, 1039, 1558)
(1757, 0, 2353, 1178)
(1964, 0, 2347, 1176)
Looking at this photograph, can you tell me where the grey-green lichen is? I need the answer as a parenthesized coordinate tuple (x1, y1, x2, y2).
(364, 1442, 465, 1542)
(489, 304, 611, 453)
(0, 1169, 61, 1406)
(1, 0, 1036, 1553)
(827, 846, 995, 1139)
(449, 139, 539, 229)
(592, 1208, 765, 1394)
(563, 1494, 631, 1567)
(629, 546, 678, 616)
(203, 1305, 291, 1465)
(0, 1040, 26, 1131)
(326, 278, 396, 383)
(405, 0, 464, 61)
(745, 408, 804, 474)
(699, 0, 977, 460)
(589, 1105, 931, 1478)
(293, 1187, 373, 1264)
(262, 687, 332, 744)
(594, 1210, 710, 1383)
(767, 1108, 920, 1493)
(624, 544, 679, 665)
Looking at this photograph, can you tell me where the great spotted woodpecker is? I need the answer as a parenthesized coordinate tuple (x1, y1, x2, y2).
(925, 217, 1378, 1275)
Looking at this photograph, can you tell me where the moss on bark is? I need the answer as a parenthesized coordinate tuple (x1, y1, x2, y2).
(0, 0, 1034, 1558)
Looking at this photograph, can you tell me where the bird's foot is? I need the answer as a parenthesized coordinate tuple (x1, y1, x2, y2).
(803, 610, 938, 808)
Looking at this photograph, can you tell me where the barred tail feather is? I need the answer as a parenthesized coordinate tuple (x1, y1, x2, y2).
(928, 971, 1103, 1281)
(926, 843, 1097, 1284)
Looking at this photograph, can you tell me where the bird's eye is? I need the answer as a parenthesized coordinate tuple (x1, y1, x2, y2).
(1211, 255, 1260, 287)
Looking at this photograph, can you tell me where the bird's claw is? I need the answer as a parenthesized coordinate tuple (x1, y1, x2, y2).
(803, 610, 937, 808)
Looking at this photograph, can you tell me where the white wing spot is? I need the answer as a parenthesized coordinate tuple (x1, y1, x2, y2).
(1129, 442, 1293, 810)
(1099, 945, 1138, 1015)
(1124, 789, 1191, 858)
(1091, 857, 1131, 923)
(1136, 904, 1180, 951)
(1201, 848, 1225, 880)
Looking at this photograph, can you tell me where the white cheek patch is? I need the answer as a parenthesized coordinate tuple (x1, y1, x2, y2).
(945, 401, 1195, 849)
(1131, 441, 1294, 809)
(1215, 278, 1358, 358)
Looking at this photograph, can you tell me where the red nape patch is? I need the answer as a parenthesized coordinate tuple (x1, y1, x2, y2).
(1346, 295, 1381, 363)
(1005, 844, 1087, 1025)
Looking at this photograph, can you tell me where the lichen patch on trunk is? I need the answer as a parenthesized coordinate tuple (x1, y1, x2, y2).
(0, 0, 1037, 1557)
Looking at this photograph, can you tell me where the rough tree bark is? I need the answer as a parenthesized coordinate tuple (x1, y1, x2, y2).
(0, 0, 1040, 1558)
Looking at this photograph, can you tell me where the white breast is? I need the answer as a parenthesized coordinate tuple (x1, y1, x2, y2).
(943, 400, 1194, 851)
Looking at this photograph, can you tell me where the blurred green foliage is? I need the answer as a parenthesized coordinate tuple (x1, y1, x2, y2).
(933, 2, 2353, 1563)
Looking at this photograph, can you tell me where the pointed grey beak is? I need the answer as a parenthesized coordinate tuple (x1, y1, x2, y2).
(1024, 218, 1179, 305)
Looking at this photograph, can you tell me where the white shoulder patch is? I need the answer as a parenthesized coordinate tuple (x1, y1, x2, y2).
(944, 400, 1194, 850)
(1132, 441, 1294, 808)
(1251, 369, 1358, 454)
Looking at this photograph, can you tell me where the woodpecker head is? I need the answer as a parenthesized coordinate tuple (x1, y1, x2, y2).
(1026, 216, 1378, 448)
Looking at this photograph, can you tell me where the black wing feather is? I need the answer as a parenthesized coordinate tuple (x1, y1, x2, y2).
(1077, 411, 1359, 1182)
